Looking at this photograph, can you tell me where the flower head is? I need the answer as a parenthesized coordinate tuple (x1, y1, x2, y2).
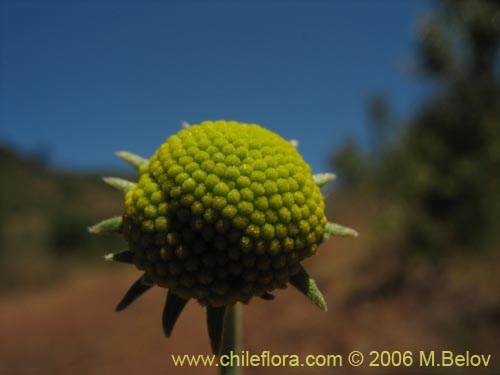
(90, 120, 356, 354)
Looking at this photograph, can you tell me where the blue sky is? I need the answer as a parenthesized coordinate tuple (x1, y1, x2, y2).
(1, 0, 432, 173)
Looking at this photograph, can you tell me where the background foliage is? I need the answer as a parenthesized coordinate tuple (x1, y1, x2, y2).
(333, 0, 500, 262)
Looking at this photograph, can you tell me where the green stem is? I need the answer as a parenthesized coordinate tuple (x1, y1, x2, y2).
(221, 303, 242, 375)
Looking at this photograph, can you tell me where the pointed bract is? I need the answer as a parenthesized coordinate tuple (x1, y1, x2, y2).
(182, 121, 191, 129)
(206, 306, 226, 355)
(313, 173, 336, 188)
(103, 177, 136, 193)
(323, 221, 358, 240)
(88, 216, 123, 235)
(115, 275, 152, 312)
(162, 291, 189, 337)
(289, 266, 327, 311)
(104, 250, 134, 264)
(116, 151, 148, 170)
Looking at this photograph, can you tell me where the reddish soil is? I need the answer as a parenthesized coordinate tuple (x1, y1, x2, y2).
(1, 239, 498, 375)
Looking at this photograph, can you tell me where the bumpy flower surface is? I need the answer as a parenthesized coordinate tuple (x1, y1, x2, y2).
(122, 120, 327, 306)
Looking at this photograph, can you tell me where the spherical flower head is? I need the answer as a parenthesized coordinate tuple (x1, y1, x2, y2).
(91, 119, 356, 354)
(121, 120, 327, 306)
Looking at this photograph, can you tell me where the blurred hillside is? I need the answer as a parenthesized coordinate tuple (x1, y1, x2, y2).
(0, 144, 127, 291)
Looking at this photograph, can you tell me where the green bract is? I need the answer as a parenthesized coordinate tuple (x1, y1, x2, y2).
(90, 120, 356, 354)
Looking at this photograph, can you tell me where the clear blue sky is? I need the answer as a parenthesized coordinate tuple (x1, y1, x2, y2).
(1, 0, 432, 173)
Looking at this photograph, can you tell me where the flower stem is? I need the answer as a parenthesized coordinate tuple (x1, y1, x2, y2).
(221, 303, 242, 375)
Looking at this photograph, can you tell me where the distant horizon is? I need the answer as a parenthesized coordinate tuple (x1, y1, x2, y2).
(1, 0, 433, 174)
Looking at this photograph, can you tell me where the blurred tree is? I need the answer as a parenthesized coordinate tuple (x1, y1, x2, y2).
(331, 139, 369, 188)
(398, 0, 500, 257)
(368, 94, 393, 153)
(332, 0, 500, 259)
